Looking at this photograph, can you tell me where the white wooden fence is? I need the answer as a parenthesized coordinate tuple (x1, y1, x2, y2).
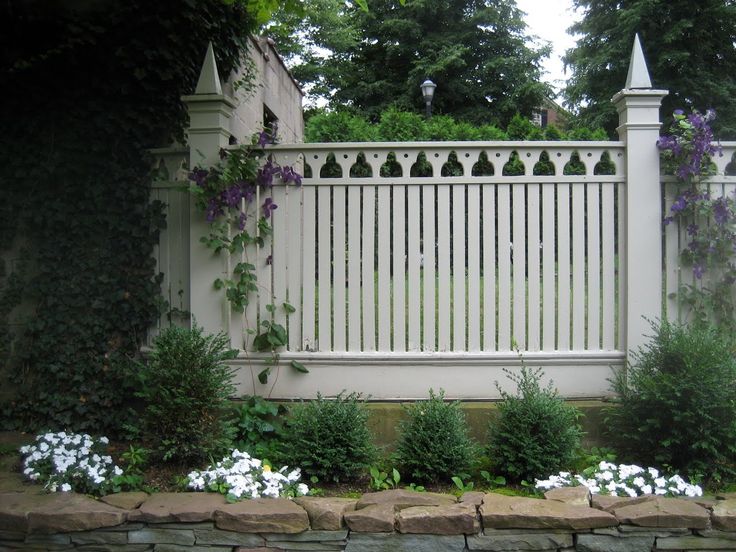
(148, 40, 732, 399)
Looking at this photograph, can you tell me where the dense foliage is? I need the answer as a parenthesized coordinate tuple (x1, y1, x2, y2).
(136, 325, 238, 464)
(658, 109, 736, 333)
(489, 366, 583, 483)
(276, 0, 550, 126)
(280, 393, 376, 483)
(607, 321, 736, 485)
(0, 1, 253, 432)
(564, 0, 736, 137)
(394, 389, 476, 483)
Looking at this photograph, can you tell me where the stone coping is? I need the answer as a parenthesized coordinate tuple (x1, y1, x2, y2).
(1, 486, 733, 535)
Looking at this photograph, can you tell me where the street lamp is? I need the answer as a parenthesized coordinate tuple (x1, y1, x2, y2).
(420, 79, 436, 119)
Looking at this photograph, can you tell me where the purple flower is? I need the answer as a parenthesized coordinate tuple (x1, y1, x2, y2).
(257, 130, 270, 148)
(257, 160, 280, 188)
(693, 263, 705, 279)
(237, 212, 248, 230)
(713, 198, 730, 225)
(281, 166, 303, 186)
(670, 195, 688, 213)
(266, 255, 273, 266)
(686, 223, 699, 236)
(189, 168, 209, 187)
(262, 197, 278, 218)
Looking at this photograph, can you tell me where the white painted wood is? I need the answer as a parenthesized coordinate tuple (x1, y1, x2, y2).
(586, 183, 601, 350)
(332, 187, 346, 351)
(362, 186, 376, 351)
(527, 183, 541, 351)
(377, 186, 392, 351)
(482, 184, 497, 351)
(347, 186, 362, 350)
(317, 186, 332, 351)
(271, 185, 288, 339)
(232, 351, 625, 400)
(512, 184, 526, 349)
(393, 186, 406, 351)
(497, 184, 512, 351)
(407, 185, 422, 351)
(301, 186, 316, 351)
(287, 185, 303, 350)
(257, 185, 274, 344)
(571, 183, 585, 350)
(542, 184, 556, 351)
(617, 182, 627, 351)
(557, 183, 571, 350)
(467, 185, 481, 352)
(453, 185, 467, 350)
(422, 185, 436, 351)
(437, 185, 451, 351)
(601, 183, 616, 350)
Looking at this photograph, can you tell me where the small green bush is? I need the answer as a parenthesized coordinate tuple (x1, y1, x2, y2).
(280, 392, 375, 483)
(607, 320, 736, 484)
(489, 366, 582, 482)
(394, 389, 476, 483)
(136, 324, 237, 463)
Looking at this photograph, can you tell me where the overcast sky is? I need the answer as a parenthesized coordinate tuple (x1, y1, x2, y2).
(515, 0, 580, 99)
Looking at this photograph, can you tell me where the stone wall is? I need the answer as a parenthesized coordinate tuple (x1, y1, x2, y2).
(2, 487, 736, 551)
(224, 36, 304, 144)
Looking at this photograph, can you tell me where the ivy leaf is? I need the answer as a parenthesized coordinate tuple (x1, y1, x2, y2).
(283, 302, 296, 314)
(291, 360, 309, 373)
(258, 367, 271, 384)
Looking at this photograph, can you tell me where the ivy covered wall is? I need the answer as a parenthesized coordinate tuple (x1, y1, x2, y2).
(0, 0, 256, 433)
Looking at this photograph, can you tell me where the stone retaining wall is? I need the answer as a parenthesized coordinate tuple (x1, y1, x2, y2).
(2, 487, 736, 551)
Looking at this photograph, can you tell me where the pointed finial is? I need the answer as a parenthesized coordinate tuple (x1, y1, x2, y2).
(195, 42, 223, 95)
(625, 34, 652, 89)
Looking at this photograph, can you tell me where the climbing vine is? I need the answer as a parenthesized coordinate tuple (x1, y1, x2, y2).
(189, 128, 307, 385)
(0, 0, 256, 433)
(658, 109, 736, 334)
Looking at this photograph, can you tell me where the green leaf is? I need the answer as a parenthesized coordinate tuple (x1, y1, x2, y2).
(283, 302, 296, 314)
(266, 303, 276, 313)
(258, 367, 271, 385)
(291, 360, 309, 373)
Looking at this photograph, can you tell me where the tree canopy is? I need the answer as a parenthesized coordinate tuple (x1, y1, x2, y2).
(564, 0, 736, 137)
(276, 0, 551, 127)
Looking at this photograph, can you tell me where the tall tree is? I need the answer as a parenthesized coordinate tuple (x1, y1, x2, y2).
(276, 0, 550, 126)
(564, 0, 736, 137)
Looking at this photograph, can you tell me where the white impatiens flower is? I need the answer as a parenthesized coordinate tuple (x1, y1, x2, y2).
(187, 449, 309, 501)
(20, 432, 123, 496)
(536, 462, 702, 498)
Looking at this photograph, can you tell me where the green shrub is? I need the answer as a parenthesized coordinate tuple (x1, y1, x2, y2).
(607, 320, 736, 484)
(489, 366, 582, 482)
(394, 389, 476, 483)
(136, 324, 237, 463)
(280, 392, 375, 483)
(230, 395, 285, 461)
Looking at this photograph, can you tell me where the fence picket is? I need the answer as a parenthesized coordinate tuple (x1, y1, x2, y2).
(437, 185, 451, 351)
(393, 186, 406, 351)
(587, 184, 601, 349)
(317, 186, 331, 351)
(557, 183, 571, 350)
(407, 185, 421, 351)
(422, 185, 436, 351)
(333, 186, 347, 351)
(542, 184, 556, 350)
(453, 185, 467, 350)
(301, 186, 316, 351)
(482, 184, 496, 351)
(377, 186, 391, 350)
(362, 186, 376, 351)
(467, 184, 481, 351)
(287, 186, 303, 350)
(527, 183, 541, 351)
(601, 183, 616, 350)
(497, 184, 512, 351)
(347, 186, 361, 350)
(571, 183, 585, 350)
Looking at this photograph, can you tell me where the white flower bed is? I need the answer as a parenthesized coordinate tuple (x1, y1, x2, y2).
(187, 449, 309, 500)
(536, 461, 703, 498)
(19, 432, 123, 495)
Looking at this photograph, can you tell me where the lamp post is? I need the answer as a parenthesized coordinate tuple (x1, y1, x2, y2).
(420, 79, 436, 119)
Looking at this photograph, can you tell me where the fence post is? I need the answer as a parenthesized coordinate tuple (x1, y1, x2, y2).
(181, 43, 236, 338)
(611, 35, 668, 356)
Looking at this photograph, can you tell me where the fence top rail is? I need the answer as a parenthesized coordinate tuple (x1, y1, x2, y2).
(260, 140, 625, 151)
